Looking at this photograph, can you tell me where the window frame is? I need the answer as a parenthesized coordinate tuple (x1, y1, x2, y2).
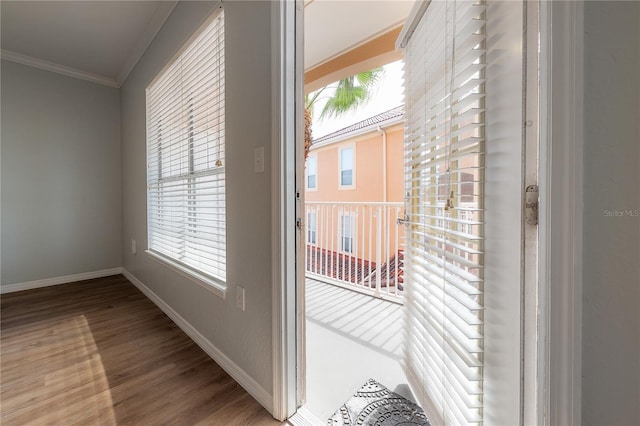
(144, 6, 226, 297)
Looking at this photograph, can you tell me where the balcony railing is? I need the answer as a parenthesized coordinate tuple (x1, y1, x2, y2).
(305, 202, 405, 302)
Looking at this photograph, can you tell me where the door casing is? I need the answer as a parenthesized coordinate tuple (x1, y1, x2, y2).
(271, 0, 585, 424)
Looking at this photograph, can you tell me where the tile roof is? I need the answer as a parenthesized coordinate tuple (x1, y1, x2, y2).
(305, 245, 404, 291)
(312, 105, 404, 146)
(306, 246, 376, 284)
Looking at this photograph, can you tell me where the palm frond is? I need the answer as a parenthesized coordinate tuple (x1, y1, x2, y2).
(319, 67, 384, 120)
(305, 86, 328, 112)
(356, 67, 384, 90)
(304, 67, 385, 159)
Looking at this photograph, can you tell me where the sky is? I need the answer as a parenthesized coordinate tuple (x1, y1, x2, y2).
(310, 60, 405, 139)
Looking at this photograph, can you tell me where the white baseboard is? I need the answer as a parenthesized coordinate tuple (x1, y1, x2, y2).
(0, 267, 124, 294)
(121, 268, 273, 414)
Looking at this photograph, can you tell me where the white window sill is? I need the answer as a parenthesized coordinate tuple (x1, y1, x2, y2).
(145, 250, 226, 299)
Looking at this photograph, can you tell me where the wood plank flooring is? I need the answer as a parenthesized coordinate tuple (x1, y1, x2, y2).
(0, 275, 283, 425)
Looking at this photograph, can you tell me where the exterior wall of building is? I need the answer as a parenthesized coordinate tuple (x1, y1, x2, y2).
(305, 124, 404, 267)
(306, 125, 404, 203)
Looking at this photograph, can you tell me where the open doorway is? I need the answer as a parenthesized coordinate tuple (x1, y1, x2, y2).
(289, 0, 541, 424)
(303, 60, 411, 420)
(298, 2, 416, 421)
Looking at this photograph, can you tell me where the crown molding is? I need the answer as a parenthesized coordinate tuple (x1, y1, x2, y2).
(1, 49, 119, 88)
(116, 0, 178, 86)
(1, 0, 178, 89)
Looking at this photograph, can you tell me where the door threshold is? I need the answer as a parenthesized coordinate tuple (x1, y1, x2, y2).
(288, 406, 325, 426)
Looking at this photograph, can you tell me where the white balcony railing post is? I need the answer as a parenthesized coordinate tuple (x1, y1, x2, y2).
(375, 206, 382, 297)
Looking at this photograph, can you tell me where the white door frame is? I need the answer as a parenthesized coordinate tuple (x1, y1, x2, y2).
(522, 1, 541, 424)
(538, 1, 584, 425)
(271, 0, 300, 420)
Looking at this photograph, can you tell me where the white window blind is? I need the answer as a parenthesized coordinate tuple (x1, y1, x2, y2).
(146, 8, 226, 284)
(401, 1, 486, 425)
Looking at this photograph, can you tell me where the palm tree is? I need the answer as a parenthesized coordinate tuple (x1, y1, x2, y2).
(304, 68, 384, 159)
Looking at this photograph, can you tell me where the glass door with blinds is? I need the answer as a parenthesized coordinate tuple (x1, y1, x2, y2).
(397, 1, 529, 425)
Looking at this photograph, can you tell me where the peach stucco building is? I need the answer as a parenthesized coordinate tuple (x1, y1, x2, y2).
(306, 106, 405, 204)
(304, 106, 405, 294)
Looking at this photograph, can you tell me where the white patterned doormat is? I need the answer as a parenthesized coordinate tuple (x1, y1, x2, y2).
(327, 379, 430, 425)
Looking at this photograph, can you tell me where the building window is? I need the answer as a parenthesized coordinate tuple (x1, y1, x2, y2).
(460, 172, 475, 203)
(339, 213, 355, 253)
(307, 210, 317, 245)
(437, 171, 476, 204)
(339, 146, 354, 187)
(307, 154, 317, 190)
(146, 8, 226, 287)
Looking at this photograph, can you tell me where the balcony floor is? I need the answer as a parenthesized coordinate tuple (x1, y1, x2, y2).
(304, 278, 410, 421)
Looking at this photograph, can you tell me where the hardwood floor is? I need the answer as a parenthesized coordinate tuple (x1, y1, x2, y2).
(0, 275, 283, 425)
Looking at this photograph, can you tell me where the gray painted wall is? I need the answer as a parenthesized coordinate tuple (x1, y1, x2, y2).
(1, 60, 122, 285)
(120, 1, 274, 395)
(583, 2, 640, 425)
